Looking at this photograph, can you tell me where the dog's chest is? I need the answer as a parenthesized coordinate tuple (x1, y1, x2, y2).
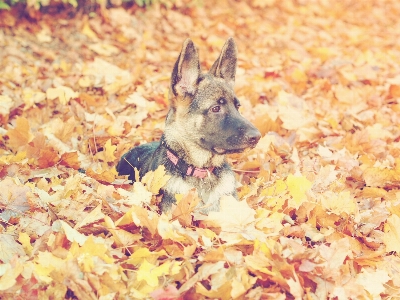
(164, 172, 236, 212)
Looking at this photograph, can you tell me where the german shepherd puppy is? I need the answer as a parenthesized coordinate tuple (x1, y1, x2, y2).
(117, 38, 261, 214)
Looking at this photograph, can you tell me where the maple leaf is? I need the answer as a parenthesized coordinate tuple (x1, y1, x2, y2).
(6, 117, 33, 151)
(0, 259, 24, 291)
(117, 182, 153, 206)
(0, 177, 31, 221)
(0, 234, 25, 263)
(157, 215, 187, 242)
(126, 247, 167, 266)
(319, 191, 357, 216)
(37, 147, 60, 168)
(204, 195, 262, 243)
(95, 139, 117, 163)
(86, 164, 116, 184)
(55, 220, 87, 246)
(74, 203, 105, 229)
(46, 86, 78, 105)
(179, 261, 225, 294)
(115, 205, 159, 236)
(136, 259, 181, 287)
(18, 232, 33, 256)
(383, 214, 400, 253)
(355, 268, 390, 298)
(286, 173, 312, 209)
(142, 165, 171, 195)
(172, 189, 200, 226)
(60, 152, 80, 169)
(82, 57, 131, 93)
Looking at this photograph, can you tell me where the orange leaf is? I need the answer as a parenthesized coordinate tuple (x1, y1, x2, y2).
(60, 152, 80, 170)
(172, 189, 200, 226)
(389, 84, 400, 98)
(38, 148, 60, 168)
(7, 117, 33, 151)
(86, 166, 115, 183)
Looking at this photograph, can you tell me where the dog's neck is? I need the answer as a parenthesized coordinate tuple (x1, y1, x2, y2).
(162, 134, 225, 169)
(161, 140, 215, 178)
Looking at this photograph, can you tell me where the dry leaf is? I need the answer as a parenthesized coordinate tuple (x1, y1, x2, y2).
(6, 117, 33, 151)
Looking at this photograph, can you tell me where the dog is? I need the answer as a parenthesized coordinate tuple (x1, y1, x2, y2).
(117, 38, 261, 214)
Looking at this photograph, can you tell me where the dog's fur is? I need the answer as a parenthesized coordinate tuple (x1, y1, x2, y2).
(117, 38, 261, 214)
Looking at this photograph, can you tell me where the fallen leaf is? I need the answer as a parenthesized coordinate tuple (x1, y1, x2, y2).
(142, 165, 171, 195)
(286, 173, 312, 209)
(6, 117, 33, 151)
(0, 234, 25, 263)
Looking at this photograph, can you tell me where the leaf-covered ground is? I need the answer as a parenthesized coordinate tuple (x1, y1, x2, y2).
(1, 0, 400, 299)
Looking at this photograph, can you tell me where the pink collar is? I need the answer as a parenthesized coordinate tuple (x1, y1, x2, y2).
(166, 150, 214, 179)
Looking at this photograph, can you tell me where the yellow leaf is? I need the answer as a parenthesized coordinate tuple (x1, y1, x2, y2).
(46, 86, 78, 105)
(286, 174, 312, 209)
(18, 232, 33, 256)
(70, 235, 113, 264)
(81, 21, 99, 40)
(75, 203, 105, 229)
(154, 261, 181, 277)
(0, 261, 23, 291)
(309, 47, 335, 62)
(256, 209, 284, 234)
(136, 259, 159, 287)
(115, 206, 136, 227)
(89, 43, 120, 56)
(262, 179, 287, 197)
(157, 215, 186, 242)
(196, 281, 231, 300)
(383, 214, 400, 253)
(126, 248, 167, 266)
(291, 68, 307, 82)
(101, 139, 117, 163)
(142, 165, 171, 194)
(34, 251, 65, 283)
(0, 151, 27, 166)
(59, 220, 87, 246)
(363, 167, 396, 187)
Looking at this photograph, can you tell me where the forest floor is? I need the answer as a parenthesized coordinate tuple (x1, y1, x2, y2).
(1, 0, 400, 299)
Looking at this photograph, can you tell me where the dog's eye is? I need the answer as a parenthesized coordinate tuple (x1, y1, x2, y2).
(235, 103, 241, 109)
(211, 105, 221, 113)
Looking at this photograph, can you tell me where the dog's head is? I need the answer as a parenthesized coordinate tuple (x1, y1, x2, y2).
(165, 38, 261, 158)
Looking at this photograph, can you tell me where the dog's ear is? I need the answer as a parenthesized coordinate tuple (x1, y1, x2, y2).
(170, 39, 201, 99)
(209, 37, 237, 87)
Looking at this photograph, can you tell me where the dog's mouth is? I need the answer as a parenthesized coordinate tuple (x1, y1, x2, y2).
(212, 147, 248, 154)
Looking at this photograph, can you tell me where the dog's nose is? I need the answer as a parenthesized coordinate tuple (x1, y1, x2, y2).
(245, 129, 261, 146)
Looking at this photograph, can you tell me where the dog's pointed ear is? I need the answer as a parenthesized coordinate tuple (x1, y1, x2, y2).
(170, 39, 201, 99)
(209, 37, 237, 87)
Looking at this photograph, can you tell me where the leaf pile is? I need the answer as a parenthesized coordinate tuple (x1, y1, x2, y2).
(1, 1, 400, 299)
